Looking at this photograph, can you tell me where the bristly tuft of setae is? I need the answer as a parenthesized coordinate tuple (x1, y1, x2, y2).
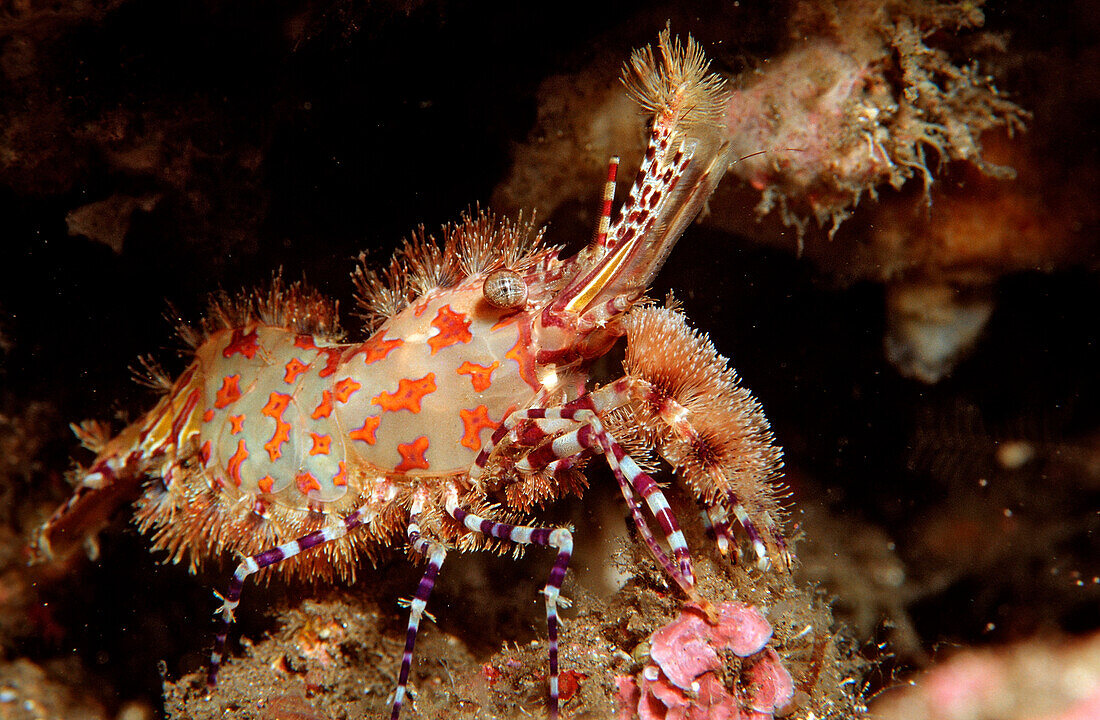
(623, 304, 786, 518)
(622, 27, 728, 138)
(351, 209, 547, 333)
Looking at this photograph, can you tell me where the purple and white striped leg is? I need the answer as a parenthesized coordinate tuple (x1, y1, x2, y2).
(701, 504, 738, 561)
(207, 508, 366, 687)
(518, 427, 681, 585)
(724, 493, 771, 570)
(391, 509, 447, 720)
(589, 424, 695, 591)
(470, 382, 630, 480)
(444, 491, 573, 719)
(475, 396, 696, 593)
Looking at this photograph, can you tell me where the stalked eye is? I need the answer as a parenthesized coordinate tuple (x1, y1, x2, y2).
(483, 269, 528, 309)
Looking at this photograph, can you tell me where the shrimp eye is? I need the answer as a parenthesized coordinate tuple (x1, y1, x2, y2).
(482, 269, 528, 309)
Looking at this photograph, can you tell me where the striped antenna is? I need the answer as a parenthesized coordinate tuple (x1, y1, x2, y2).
(593, 155, 619, 248)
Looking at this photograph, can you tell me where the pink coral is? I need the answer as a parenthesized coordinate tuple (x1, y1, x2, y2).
(617, 602, 794, 720)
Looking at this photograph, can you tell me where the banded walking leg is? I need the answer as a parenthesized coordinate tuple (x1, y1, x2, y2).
(703, 493, 792, 571)
(207, 507, 366, 686)
(701, 504, 737, 560)
(391, 506, 448, 720)
(518, 426, 682, 586)
(474, 394, 696, 593)
(444, 491, 572, 719)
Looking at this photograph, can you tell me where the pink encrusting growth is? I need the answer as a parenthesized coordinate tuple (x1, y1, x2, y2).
(722, 1, 1028, 239)
(616, 603, 794, 720)
(32, 30, 788, 720)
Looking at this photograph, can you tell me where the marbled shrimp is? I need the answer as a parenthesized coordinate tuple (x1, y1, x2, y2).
(33, 31, 788, 719)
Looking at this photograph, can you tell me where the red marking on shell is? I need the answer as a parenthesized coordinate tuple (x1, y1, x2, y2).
(349, 416, 380, 445)
(261, 392, 292, 461)
(295, 471, 321, 494)
(395, 436, 430, 472)
(200, 440, 212, 465)
(459, 405, 497, 451)
(505, 330, 539, 389)
(229, 415, 245, 434)
(203, 408, 215, 423)
(333, 377, 362, 403)
(226, 439, 248, 486)
(372, 373, 437, 413)
(355, 335, 403, 365)
(490, 313, 519, 332)
(294, 334, 317, 350)
(333, 461, 347, 487)
(258, 475, 275, 493)
(456, 361, 499, 392)
(214, 375, 243, 409)
(223, 328, 260, 359)
(309, 433, 332, 456)
(427, 304, 472, 355)
(413, 298, 431, 317)
(284, 358, 310, 384)
(317, 347, 342, 378)
(312, 390, 334, 420)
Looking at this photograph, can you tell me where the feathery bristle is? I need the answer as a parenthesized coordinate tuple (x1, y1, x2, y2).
(402, 225, 459, 297)
(133, 464, 402, 584)
(622, 28, 727, 136)
(129, 354, 174, 393)
(623, 305, 784, 512)
(353, 209, 549, 332)
(251, 273, 343, 339)
(453, 209, 545, 277)
(71, 420, 112, 454)
(198, 273, 343, 341)
(351, 251, 409, 332)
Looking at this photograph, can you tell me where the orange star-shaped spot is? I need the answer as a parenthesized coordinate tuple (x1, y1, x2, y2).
(456, 361, 499, 392)
(356, 335, 403, 365)
(223, 328, 260, 359)
(309, 432, 332, 456)
(395, 436, 431, 472)
(229, 415, 245, 434)
(284, 358, 310, 384)
(333, 377, 362, 403)
(214, 374, 243, 409)
(295, 471, 321, 494)
(312, 390, 334, 419)
(459, 405, 498, 451)
(349, 416, 381, 445)
(372, 373, 437, 413)
(427, 305, 472, 355)
(506, 334, 539, 388)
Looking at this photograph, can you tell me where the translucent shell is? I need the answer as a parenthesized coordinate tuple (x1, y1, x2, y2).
(482, 268, 528, 309)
